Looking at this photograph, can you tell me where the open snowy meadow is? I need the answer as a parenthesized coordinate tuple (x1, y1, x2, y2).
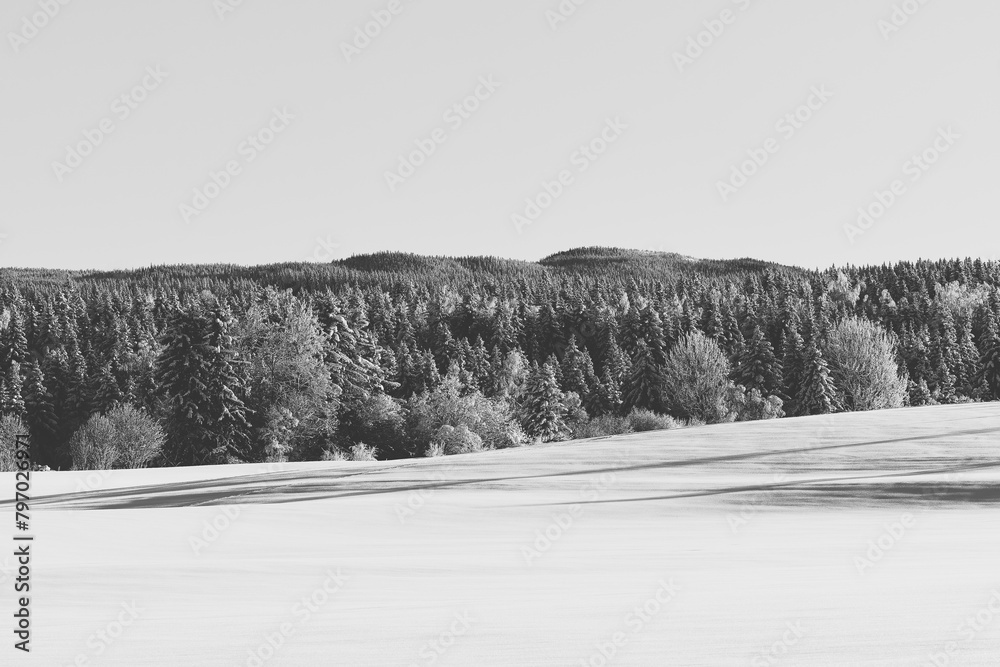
(3, 401, 999, 666)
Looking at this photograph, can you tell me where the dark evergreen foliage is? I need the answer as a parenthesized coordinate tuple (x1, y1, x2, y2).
(1, 247, 999, 467)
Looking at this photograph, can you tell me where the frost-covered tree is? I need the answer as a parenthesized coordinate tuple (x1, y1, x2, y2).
(519, 361, 569, 442)
(660, 331, 732, 424)
(977, 317, 1000, 401)
(155, 294, 252, 466)
(797, 338, 839, 416)
(823, 317, 907, 411)
(734, 324, 781, 396)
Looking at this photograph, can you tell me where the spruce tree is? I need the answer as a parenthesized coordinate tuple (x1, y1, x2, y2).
(519, 361, 568, 442)
(559, 335, 598, 406)
(928, 308, 959, 402)
(797, 338, 839, 416)
(719, 306, 745, 360)
(0, 308, 29, 369)
(780, 320, 805, 416)
(2, 362, 26, 419)
(90, 364, 124, 415)
(734, 324, 782, 396)
(976, 318, 1000, 400)
(589, 365, 624, 417)
(155, 296, 252, 465)
(22, 360, 56, 447)
(907, 378, 934, 407)
(931, 354, 957, 404)
(955, 322, 984, 399)
(623, 340, 663, 414)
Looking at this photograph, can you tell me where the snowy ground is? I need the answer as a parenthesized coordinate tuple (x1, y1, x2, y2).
(3, 402, 1000, 666)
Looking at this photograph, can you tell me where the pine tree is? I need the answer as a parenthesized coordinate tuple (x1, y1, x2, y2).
(467, 336, 491, 394)
(976, 318, 1000, 400)
(928, 307, 959, 403)
(2, 362, 26, 419)
(780, 319, 805, 416)
(955, 321, 985, 399)
(623, 340, 663, 413)
(907, 378, 934, 407)
(90, 364, 124, 414)
(619, 299, 668, 367)
(734, 324, 781, 396)
(155, 295, 252, 465)
(0, 308, 29, 369)
(519, 361, 568, 442)
(559, 335, 597, 405)
(701, 297, 723, 341)
(931, 353, 957, 404)
(413, 348, 442, 395)
(718, 305, 745, 360)
(589, 365, 624, 417)
(22, 360, 57, 447)
(597, 326, 628, 386)
(797, 338, 839, 416)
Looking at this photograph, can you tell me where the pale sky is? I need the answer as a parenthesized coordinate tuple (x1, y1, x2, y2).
(2, 0, 998, 271)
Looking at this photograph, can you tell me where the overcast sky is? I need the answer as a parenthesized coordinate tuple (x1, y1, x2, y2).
(2, 0, 997, 271)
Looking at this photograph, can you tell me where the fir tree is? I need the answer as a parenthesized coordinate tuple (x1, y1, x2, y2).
(2, 362, 27, 419)
(976, 318, 1000, 401)
(589, 366, 624, 417)
(1, 308, 29, 369)
(907, 378, 934, 407)
(90, 364, 124, 415)
(797, 338, 839, 416)
(623, 340, 663, 413)
(559, 335, 597, 405)
(780, 320, 805, 416)
(955, 321, 985, 399)
(22, 361, 56, 445)
(519, 361, 568, 442)
(155, 295, 252, 465)
(734, 325, 781, 396)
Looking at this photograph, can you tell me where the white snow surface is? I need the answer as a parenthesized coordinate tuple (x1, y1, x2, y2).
(3, 402, 1000, 666)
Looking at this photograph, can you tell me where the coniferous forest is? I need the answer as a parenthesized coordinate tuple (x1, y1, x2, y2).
(1, 247, 999, 471)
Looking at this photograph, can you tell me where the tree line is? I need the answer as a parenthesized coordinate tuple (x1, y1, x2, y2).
(1, 248, 999, 470)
